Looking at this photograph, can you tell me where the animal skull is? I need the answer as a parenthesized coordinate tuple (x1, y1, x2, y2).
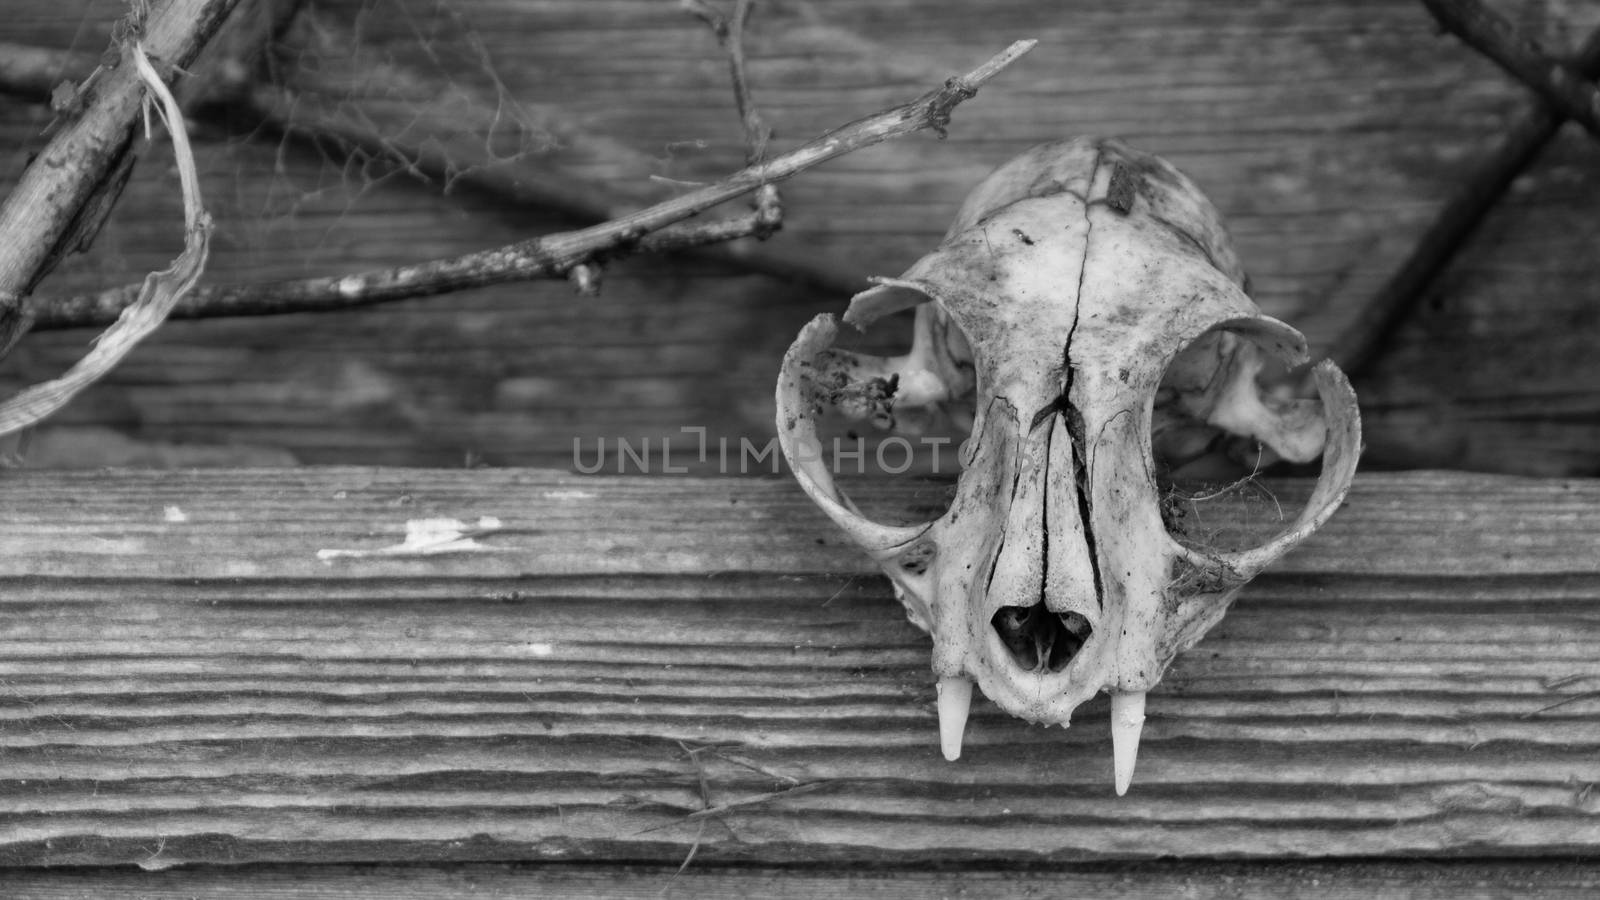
(775, 137, 1361, 794)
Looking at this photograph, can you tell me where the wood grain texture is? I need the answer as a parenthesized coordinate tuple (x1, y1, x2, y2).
(2, 1, 1600, 474)
(0, 468, 1597, 869)
(7, 860, 1600, 899)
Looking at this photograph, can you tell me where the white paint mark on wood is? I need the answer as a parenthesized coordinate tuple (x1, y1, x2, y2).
(317, 516, 504, 561)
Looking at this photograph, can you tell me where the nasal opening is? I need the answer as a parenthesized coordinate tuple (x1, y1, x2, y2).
(991, 604, 1093, 673)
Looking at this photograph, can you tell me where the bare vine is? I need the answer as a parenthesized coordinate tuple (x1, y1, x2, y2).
(23, 36, 1035, 329)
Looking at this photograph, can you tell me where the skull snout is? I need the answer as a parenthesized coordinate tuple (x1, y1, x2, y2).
(981, 409, 1101, 677)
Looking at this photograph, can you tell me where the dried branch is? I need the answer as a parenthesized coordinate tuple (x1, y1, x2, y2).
(28, 39, 1037, 330)
(0, 21, 882, 319)
(0, 0, 240, 341)
(0, 0, 236, 294)
(1325, 19, 1600, 377)
(0, 43, 212, 438)
(1421, 0, 1600, 138)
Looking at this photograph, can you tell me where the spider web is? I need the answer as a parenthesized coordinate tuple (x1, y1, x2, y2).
(208, 0, 566, 271)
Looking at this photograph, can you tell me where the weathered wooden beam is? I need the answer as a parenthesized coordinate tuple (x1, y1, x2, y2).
(0, 468, 1596, 868)
(5, 860, 1600, 898)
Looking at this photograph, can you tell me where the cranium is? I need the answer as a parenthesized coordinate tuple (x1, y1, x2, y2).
(775, 137, 1361, 794)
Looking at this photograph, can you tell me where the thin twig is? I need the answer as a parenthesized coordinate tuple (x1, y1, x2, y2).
(684, 0, 772, 165)
(821, 575, 857, 608)
(1184, 447, 1271, 506)
(665, 820, 707, 890)
(705, 747, 803, 785)
(27, 39, 1037, 330)
(685, 0, 782, 236)
(636, 780, 829, 834)
(1421, 0, 1600, 138)
(677, 740, 716, 810)
(1520, 690, 1600, 718)
(32, 204, 798, 326)
(672, 780, 828, 825)
(662, 739, 715, 886)
(1321, 20, 1600, 377)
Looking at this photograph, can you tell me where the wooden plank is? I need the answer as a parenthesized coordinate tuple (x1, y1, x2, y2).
(0, 468, 1597, 868)
(5, 860, 1600, 899)
(4, 1, 1600, 474)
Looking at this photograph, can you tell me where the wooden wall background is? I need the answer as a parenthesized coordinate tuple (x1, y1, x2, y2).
(2, 0, 1599, 475)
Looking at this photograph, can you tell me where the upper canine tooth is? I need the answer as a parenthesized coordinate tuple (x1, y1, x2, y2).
(937, 676, 974, 761)
(1111, 691, 1147, 796)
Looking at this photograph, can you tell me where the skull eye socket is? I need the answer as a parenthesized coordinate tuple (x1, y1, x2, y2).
(990, 605, 1093, 673)
(797, 301, 977, 528)
(1153, 321, 1327, 554)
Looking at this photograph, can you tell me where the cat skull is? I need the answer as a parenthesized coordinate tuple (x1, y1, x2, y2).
(775, 137, 1360, 794)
